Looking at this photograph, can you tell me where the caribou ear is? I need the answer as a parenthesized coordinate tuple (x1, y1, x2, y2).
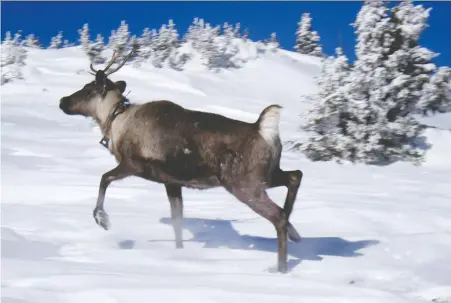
(95, 70, 107, 86)
(115, 81, 127, 94)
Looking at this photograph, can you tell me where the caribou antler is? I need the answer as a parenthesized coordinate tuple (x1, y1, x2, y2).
(88, 50, 133, 76)
(105, 50, 134, 76)
(89, 51, 118, 75)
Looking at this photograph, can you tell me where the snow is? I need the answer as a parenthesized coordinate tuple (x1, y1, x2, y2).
(2, 46, 451, 303)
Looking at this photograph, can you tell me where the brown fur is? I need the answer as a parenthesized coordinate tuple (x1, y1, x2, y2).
(59, 67, 303, 273)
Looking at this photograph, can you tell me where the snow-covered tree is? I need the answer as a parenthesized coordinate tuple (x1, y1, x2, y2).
(223, 22, 234, 39)
(385, 0, 440, 119)
(128, 35, 140, 61)
(242, 28, 249, 41)
(108, 30, 116, 48)
(78, 23, 90, 51)
(1, 31, 27, 85)
(267, 32, 280, 52)
(233, 23, 241, 38)
(193, 22, 240, 69)
(344, 0, 395, 163)
(299, 47, 353, 161)
(151, 19, 180, 68)
(184, 18, 223, 68)
(389, 0, 431, 53)
(24, 34, 40, 48)
(419, 66, 451, 115)
(137, 27, 155, 61)
(199, 24, 221, 67)
(184, 17, 207, 49)
(344, 0, 426, 164)
(48, 31, 63, 49)
(207, 22, 240, 68)
(62, 40, 73, 48)
(109, 20, 131, 60)
(86, 34, 105, 64)
(295, 13, 323, 57)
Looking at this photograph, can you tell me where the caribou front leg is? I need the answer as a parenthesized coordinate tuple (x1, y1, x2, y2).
(94, 161, 137, 230)
(164, 184, 184, 248)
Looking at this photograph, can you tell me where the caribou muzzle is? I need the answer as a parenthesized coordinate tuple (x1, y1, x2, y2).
(59, 96, 77, 115)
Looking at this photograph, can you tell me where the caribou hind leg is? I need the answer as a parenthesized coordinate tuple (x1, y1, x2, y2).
(164, 184, 184, 248)
(215, 150, 291, 272)
(94, 161, 139, 230)
(223, 183, 289, 273)
(268, 168, 303, 243)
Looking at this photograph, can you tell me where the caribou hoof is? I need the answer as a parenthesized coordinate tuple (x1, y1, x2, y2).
(93, 208, 110, 230)
(278, 263, 288, 274)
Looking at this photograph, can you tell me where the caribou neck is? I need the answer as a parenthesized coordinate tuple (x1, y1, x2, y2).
(94, 91, 130, 138)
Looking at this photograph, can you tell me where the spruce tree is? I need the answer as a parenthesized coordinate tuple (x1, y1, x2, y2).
(267, 32, 280, 52)
(129, 35, 140, 61)
(1, 31, 27, 85)
(345, 0, 425, 164)
(109, 21, 131, 61)
(184, 17, 206, 50)
(419, 66, 451, 115)
(78, 23, 90, 51)
(300, 47, 352, 161)
(24, 34, 40, 48)
(184, 18, 221, 68)
(295, 13, 323, 57)
(152, 19, 180, 68)
(86, 34, 105, 64)
(62, 40, 73, 48)
(385, 0, 439, 120)
(48, 31, 63, 49)
(344, 0, 395, 163)
(208, 22, 239, 68)
(242, 28, 249, 41)
(199, 23, 221, 68)
(137, 27, 154, 61)
(233, 23, 241, 38)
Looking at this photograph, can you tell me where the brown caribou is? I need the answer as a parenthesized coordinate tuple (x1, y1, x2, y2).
(58, 50, 303, 273)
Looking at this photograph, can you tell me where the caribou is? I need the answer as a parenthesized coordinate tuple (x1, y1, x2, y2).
(59, 50, 303, 273)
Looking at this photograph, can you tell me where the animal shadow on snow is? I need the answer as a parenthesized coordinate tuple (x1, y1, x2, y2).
(146, 217, 379, 272)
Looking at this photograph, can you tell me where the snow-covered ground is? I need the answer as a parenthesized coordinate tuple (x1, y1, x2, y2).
(2, 46, 451, 303)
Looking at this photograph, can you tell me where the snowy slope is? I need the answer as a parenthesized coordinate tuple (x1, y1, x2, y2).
(2, 46, 451, 303)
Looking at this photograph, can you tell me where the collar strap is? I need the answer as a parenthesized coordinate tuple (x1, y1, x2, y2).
(99, 97, 131, 149)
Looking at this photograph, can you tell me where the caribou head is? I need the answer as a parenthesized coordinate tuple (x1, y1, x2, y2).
(59, 50, 133, 118)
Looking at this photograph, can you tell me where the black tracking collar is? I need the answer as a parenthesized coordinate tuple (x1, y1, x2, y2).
(99, 96, 131, 149)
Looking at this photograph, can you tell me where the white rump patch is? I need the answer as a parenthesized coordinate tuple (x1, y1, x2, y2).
(259, 106, 281, 143)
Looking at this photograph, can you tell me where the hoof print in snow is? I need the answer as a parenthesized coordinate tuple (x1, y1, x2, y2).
(93, 208, 110, 230)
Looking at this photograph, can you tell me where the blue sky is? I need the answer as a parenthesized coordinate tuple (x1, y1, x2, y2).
(1, 1, 450, 66)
